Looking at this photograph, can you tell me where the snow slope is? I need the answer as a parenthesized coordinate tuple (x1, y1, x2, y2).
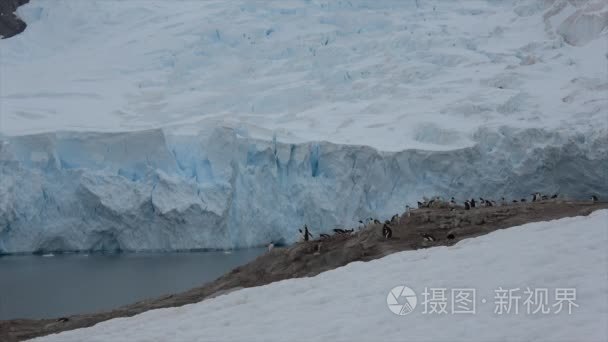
(1, 0, 607, 151)
(33, 211, 608, 342)
(1, 0, 607, 253)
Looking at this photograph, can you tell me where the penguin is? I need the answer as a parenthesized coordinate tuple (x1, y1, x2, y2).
(446, 233, 455, 240)
(333, 228, 354, 235)
(303, 225, 313, 241)
(501, 197, 507, 206)
(373, 219, 381, 225)
(391, 214, 399, 223)
(486, 200, 493, 207)
(551, 193, 558, 199)
(267, 242, 274, 252)
(382, 224, 393, 239)
(320, 233, 331, 239)
(421, 233, 436, 242)
(405, 205, 411, 217)
(464, 200, 471, 210)
(470, 198, 476, 208)
(591, 195, 599, 203)
(512, 200, 518, 203)
(57, 317, 70, 323)
(521, 198, 527, 202)
(532, 192, 541, 202)
(417, 201, 424, 209)
(449, 197, 456, 208)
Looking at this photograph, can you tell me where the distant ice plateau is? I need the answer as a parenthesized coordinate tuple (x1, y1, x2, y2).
(0, 0, 607, 253)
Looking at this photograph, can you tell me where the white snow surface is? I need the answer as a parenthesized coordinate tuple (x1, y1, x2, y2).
(1, 0, 607, 151)
(33, 211, 608, 342)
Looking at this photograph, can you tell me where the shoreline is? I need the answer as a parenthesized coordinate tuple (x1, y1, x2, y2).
(1, 200, 606, 341)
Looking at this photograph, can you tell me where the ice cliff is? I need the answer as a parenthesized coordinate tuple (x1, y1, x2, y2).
(1, 127, 606, 253)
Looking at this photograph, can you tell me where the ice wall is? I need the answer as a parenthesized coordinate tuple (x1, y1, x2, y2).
(1, 127, 606, 254)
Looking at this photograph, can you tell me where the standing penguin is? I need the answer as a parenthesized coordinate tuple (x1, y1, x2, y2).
(382, 224, 393, 239)
(303, 225, 313, 241)
(470, 198, 477, 208)
(267, 241, 274, 252)
(405, 205, 411, 217)
(591, 195, 599, 203)
(464, 200, 471, 210)
(449, 197, 456, 208)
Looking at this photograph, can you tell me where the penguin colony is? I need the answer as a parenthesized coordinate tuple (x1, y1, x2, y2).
(280, 193, 600, 253)
(417, 192, 572, 211)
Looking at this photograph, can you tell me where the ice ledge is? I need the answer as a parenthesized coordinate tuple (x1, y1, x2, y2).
(0, 126, 606, 254)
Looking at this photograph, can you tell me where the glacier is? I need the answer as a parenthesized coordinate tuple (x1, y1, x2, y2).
(1, 0, 607, 151)
(1, 127, 606, 254)
(0, 0, 607, 253)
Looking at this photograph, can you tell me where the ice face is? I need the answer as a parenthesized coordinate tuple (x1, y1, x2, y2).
(1, 127, 606, 254)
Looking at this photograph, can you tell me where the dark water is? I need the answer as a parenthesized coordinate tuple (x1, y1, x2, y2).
(0, 249, 265, 320)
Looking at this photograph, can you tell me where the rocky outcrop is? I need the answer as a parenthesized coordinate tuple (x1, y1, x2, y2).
(0, 0, 28, 39)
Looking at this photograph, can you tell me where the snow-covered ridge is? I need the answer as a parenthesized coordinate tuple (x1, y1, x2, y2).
(1, 127, 606, 253)
(1, 0, 607, 151)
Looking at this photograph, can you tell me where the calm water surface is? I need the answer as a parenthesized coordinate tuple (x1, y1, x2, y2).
(0, 249, 265, 320)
